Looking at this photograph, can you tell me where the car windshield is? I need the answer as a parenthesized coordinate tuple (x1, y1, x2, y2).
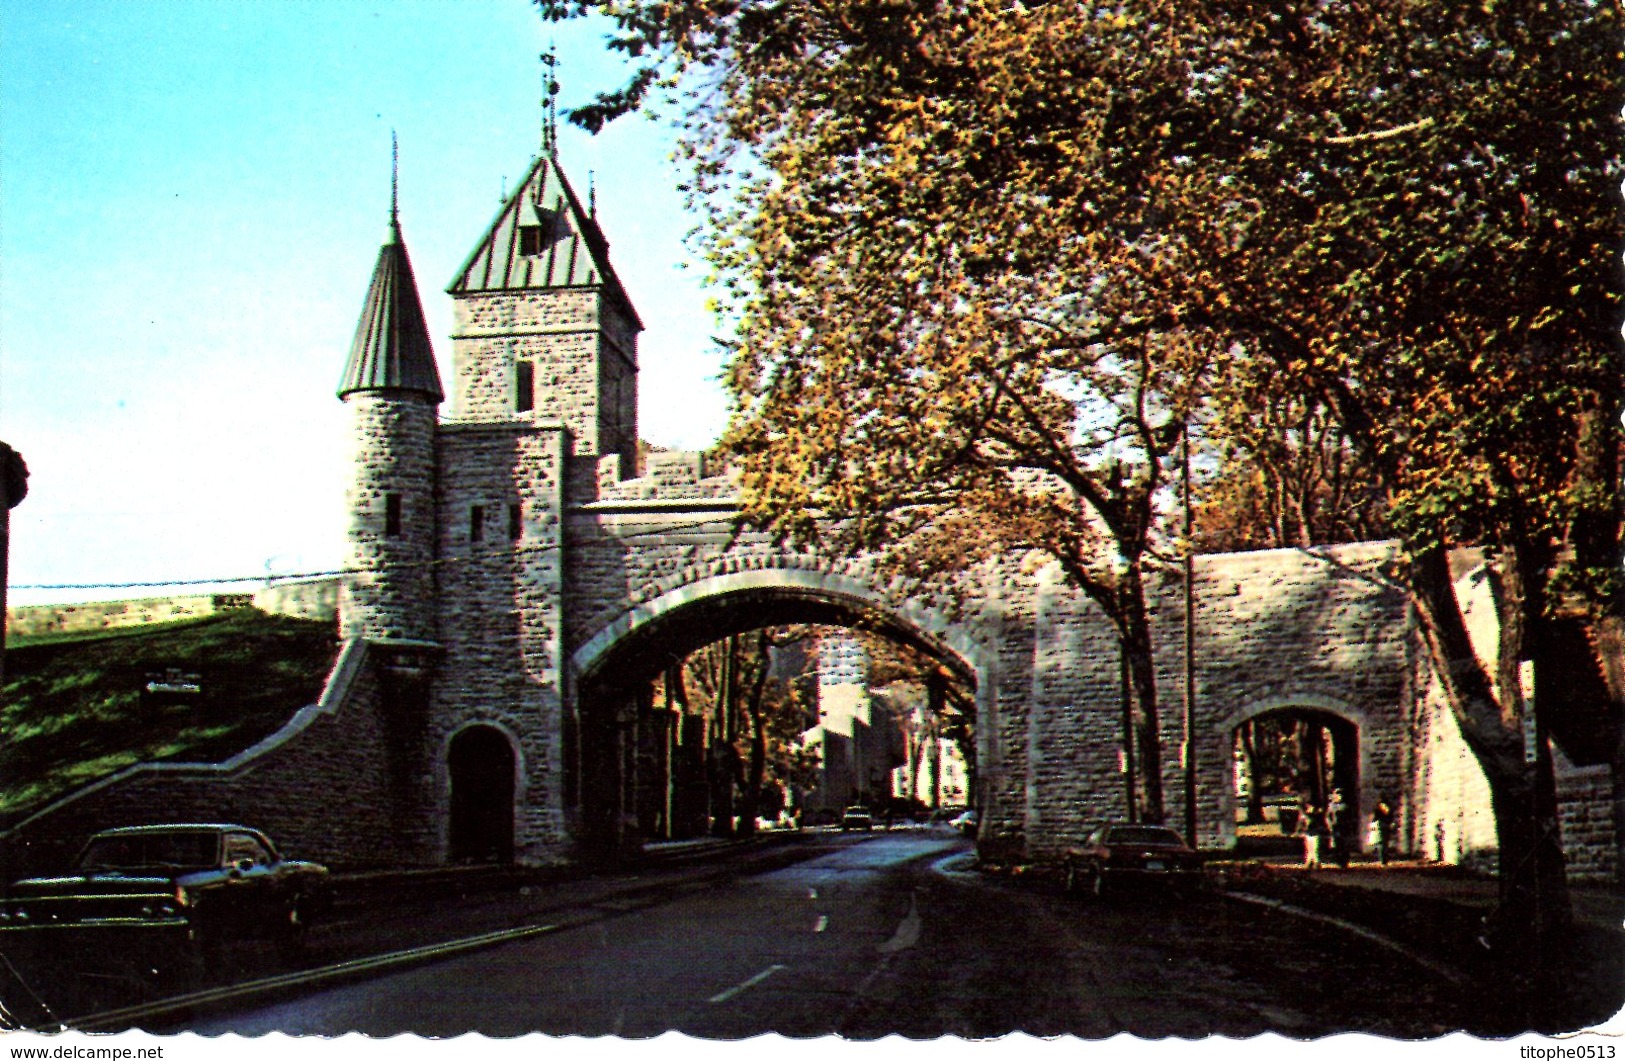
(1106, 826, 1184, 847)
(77, 832, 218, 872)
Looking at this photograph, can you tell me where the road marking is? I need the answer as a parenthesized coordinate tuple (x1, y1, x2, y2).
(707, 964, 787, 1004)
(814, 915, 829, 933)
(877, 893, 921, 953)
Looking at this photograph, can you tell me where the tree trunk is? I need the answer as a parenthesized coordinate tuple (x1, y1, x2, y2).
(1408, 546, 1571, 956)
(1239, 721, 1265, 824)
(737, 633, 774, 837)
(1120, 570, 1165, 824)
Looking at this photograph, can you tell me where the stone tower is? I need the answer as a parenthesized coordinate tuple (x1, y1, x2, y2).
(337, 203, 445, 642)
(446, 154, 642, 479)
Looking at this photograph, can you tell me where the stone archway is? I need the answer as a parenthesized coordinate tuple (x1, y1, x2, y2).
(447, 724, 518, 864)
(1224, 698, 1364, 858)
(565, 568, 994, 857)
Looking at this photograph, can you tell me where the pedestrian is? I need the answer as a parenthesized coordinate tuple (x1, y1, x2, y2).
(1374, 800, 1395, 865)
(1294, 794, 1317, 867)
(1302, 801, 1327, 869)
(1327, 788, 1349, 867)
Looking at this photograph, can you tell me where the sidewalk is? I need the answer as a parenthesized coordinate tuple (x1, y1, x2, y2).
(1263, 860, 1625, 935)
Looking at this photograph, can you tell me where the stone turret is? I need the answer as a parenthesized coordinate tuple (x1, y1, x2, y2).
(446, 154, 642, 488)
(337, 207, 444, 642)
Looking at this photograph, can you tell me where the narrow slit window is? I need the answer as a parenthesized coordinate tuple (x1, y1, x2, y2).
(508, 503, 523, 541)
(384, 493, 402, 537)
(469, 505, 485, 544)
(515, 361, 535, 413)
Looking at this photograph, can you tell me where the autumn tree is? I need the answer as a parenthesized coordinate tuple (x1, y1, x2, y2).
(546, 0, 1621, 963)
(1149, 0, 1622, 957)
(1194, 370, 1388, 553)
(677, 627, 820, 835)
(542, 0, 1231, 824)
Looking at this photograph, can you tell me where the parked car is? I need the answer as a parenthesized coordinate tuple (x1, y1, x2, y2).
(0, 824, 330, 957)
(1062, 822, 1202, 898)
(840, 806, 874, 832)
(950, 809, 979, 836)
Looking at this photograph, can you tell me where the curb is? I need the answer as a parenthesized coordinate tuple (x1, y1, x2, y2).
(1223, 889, 1472, 988)
(62, 921, 566, 1033)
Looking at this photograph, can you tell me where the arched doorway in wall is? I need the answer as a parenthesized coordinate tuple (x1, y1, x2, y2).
(1231, 708, 1359, 857)
(448, 724, 517, 864)
(568, 575, 983, 860)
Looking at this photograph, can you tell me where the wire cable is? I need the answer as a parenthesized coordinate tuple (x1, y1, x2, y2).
(11, 513, 743, 592)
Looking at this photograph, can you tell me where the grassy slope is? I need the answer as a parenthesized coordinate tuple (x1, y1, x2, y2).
(1, 610, 339, 824)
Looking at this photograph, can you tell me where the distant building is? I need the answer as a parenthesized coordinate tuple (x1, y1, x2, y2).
(800, 632, 903, 816)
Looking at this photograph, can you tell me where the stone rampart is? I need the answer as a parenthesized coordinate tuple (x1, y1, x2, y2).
(0, 641, 418, 879)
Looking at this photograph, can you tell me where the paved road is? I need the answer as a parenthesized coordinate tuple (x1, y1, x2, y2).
(183, 831, 1465, 1038)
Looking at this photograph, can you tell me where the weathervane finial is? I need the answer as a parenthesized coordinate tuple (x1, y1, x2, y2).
(541, 45, 560, 157)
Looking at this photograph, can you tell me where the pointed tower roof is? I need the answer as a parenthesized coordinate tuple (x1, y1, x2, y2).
(447, 154, 643, 331)
(339, 215, 445, 402)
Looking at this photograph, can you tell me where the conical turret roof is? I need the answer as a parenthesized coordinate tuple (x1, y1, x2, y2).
(448, 154, 643, 331)
(338, 217, 444, 402)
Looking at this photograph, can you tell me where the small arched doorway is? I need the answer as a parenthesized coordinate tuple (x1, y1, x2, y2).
(448, 724, 516, 864)
(1232, 707, 1359, 856)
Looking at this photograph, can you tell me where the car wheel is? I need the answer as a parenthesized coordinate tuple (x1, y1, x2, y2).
(188, 923, 226, 975)
(275, 899, 310, 961)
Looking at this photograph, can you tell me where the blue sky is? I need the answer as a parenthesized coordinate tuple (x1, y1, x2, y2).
(2, 0, 723, 605)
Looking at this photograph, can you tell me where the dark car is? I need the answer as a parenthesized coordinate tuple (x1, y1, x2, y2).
(1063, 823, 1202, 898)
(0, 824, 329, 956)
(840, 806, 874, 832)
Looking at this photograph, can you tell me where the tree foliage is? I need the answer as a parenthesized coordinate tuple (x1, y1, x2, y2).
(1195, 375, 1388, 553)
(547, 0, 1623, 947)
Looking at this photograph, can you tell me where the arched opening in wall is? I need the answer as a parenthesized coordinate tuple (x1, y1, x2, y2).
(570, 586, 978, 859)
(1231, 709, 1359, 861)
(448, 724, 516, 864)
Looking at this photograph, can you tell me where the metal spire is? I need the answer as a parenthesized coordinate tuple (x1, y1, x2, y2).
(541, 45, 560, 157)
(390, 129, 400, 240)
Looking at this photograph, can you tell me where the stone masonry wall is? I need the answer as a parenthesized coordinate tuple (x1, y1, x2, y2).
(1409, 645, 1499, 870)
(1020, 542, 1411, 861)
(449, 289, 637, 466)
(0, 643, 419, 879)
(433, 423, 570, 862)
(341, 392, 438, 641)
(597, 342, 638, 479)
(8, 582, 337, 638)
(8, 595, 249, 637)
(1555, 752, 1617, 883)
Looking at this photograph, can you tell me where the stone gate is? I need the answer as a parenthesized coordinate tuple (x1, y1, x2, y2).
(6, 147, 1614, 882)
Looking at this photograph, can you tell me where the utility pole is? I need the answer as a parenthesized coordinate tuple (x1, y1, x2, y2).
(1182, 423, 1198, 848)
